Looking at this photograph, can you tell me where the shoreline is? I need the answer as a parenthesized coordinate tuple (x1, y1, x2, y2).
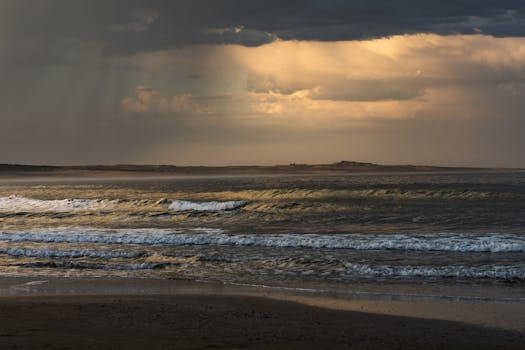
(1, 171, 524, 348)
(0, 288, 524, 349)
(1, 277, 525, 332)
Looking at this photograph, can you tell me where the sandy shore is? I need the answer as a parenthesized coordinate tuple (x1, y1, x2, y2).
(0, 295, 523, 349)
(0, 278, 524, 349)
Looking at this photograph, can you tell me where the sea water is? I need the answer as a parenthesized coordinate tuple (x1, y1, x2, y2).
(0, 172, 524, 300)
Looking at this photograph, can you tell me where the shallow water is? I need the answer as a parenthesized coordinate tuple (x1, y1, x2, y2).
(0, 172, 524, 299)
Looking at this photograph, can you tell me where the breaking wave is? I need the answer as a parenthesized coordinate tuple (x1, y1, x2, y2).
(344, 263, 525, 280)
(0, 247, 144, 259)
(0, 195, 247, 214)
(1, 228, 524, 252)
(168, 200, 247, 211)
(0, 195, 109, 213)
(18, 261, 171, 271)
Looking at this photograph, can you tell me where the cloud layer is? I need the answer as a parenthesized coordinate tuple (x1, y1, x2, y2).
(1, 1, 525, 166)
(2, 0, 525, 61)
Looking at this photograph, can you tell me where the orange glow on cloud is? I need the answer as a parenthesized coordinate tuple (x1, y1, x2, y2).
(123, 33, 525, 128)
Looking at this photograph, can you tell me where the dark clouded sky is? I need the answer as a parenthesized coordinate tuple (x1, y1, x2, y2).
(1, 0, 525, 166)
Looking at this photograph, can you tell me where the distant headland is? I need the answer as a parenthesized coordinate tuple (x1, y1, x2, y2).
(0, 161, 519, 179)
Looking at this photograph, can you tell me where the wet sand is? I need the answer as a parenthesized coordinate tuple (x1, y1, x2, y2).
(0, 294, 524, 349)
(0, 278, 524, 349)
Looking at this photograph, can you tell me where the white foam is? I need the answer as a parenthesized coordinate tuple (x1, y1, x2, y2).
(0, 195, 108, 213)
(0, 228, 524, 252)
(344, 263, 525, 280)
(168, 200, 247, 211)
(21, 261, 170, 271)
(0, 247, 142, 259)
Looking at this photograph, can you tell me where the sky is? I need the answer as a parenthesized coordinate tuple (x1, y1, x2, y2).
(1, 1, 525, 167)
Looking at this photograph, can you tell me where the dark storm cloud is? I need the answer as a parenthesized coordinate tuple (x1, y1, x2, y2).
(2, 1, 525, 167)
(2, 0, 525, 61)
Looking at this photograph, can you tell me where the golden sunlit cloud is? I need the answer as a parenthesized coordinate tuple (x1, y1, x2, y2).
(125, 33, 525, 128)
(121, 85, 208, 115)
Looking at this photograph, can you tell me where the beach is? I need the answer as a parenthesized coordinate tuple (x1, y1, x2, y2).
(0, 278, 524, 349)
(1, 171, 524, 348)
(4, 0, 525, 347)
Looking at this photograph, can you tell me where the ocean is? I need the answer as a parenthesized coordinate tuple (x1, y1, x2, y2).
(1, 172, 524, 300)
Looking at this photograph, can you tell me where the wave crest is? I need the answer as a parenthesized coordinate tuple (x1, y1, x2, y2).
(0, 195, 109, 213)
(0, 196, 248, 213)
(1, 229, 524, 252)
(168, 200, 247, 211)
(344, 263, 525, 280)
